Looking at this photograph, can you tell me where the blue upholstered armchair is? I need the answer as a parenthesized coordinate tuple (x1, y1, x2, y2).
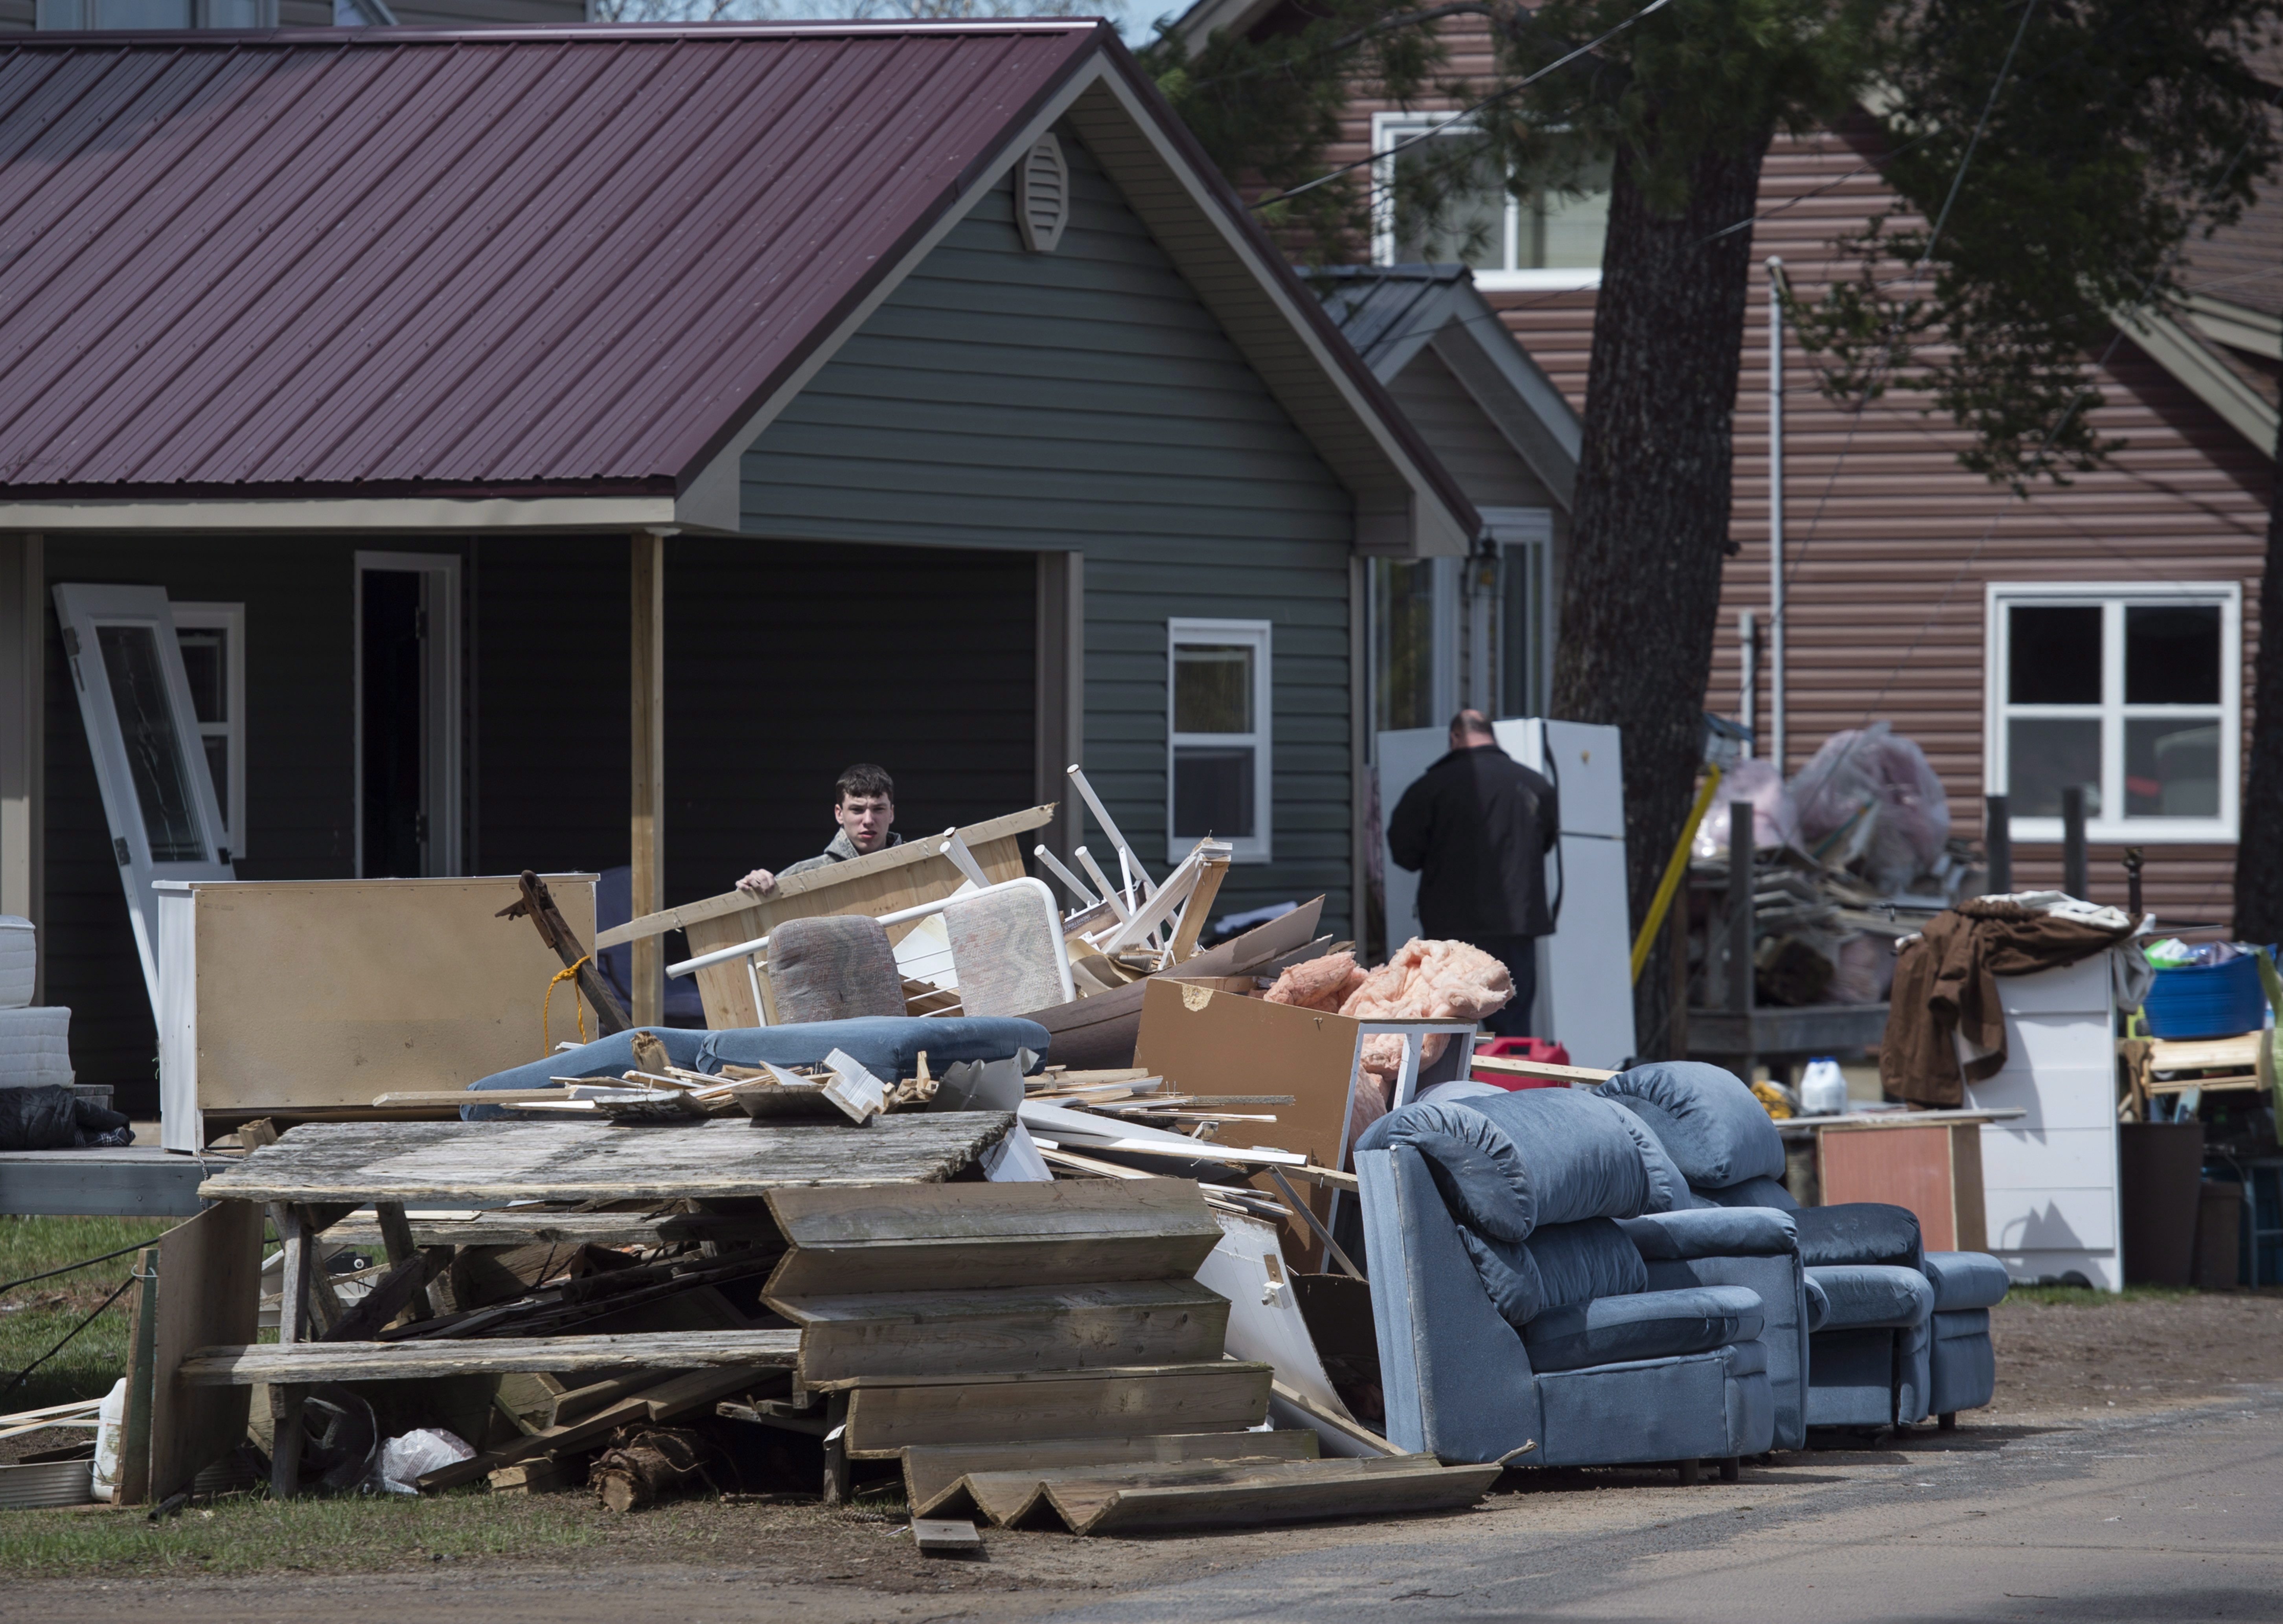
(1599, 1063, 2011, 1432)
(1355, 1086, 1794, 1478)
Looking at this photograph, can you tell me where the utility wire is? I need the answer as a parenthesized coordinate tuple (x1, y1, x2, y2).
(0, 1238, 156, 1300)
(1913, 0, 2040, 273)
(0, 1272, 138, 1407)
(1256, 0, 1674, 207)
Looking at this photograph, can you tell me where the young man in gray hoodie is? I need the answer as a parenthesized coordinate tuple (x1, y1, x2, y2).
(735, 762, 903, 897)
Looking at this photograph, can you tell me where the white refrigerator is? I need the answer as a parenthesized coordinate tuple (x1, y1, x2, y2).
(1375, 717, 1636, 1069)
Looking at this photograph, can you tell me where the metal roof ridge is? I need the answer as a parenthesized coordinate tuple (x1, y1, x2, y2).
(6, 20, 1111, 46)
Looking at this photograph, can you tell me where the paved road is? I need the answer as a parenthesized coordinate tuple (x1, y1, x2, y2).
(45, 1392, 2283, 1624)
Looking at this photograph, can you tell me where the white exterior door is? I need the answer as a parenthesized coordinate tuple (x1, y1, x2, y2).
(53, 584, 234, 1014)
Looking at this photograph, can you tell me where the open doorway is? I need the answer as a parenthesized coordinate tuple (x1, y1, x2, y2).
(355, 552, 460, 878)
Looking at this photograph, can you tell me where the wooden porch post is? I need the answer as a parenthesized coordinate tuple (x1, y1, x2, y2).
(631, 533, 665, 1029)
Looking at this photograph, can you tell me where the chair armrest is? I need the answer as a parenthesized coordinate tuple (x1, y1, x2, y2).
(1620, 1207, 1799, 1261)
(1922, 1251, 2011, 1311)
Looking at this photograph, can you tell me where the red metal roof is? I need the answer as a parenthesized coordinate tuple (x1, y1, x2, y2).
(0, 23, 1102, 496)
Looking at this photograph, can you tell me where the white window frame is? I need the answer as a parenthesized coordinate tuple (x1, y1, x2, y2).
(1370, 112, 1605, 294)
(171, 602, 246, 863)
(354, 551, 463, 878)
(1167, 619, 1273, 865)
(1985, 581, 2241, 845)
(1483, 507, 1556, 719)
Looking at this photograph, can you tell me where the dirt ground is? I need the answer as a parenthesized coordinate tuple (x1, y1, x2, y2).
(10, 1287, 2283, 1615)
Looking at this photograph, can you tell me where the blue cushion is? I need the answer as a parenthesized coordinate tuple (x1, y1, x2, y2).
(1808, 1264, 1934, 1330)
(1790, 1203, 1922, 1270)
(1619, 1206, 1799, 1261)
(1802, 1271, 1830, 1332)
(1522, 1285, 1766, 1374)
(1358, 1088, 1652, 1243)
(1612, 1106, 1705, 1213)
(463, 1017, 1050, 1120)
(1458, 1217, 1649, 1326)
(1924, 1251, 2011, 1311)
(1700, 1174, 1800, 1211)
(1601, 1062, 1786, 1189)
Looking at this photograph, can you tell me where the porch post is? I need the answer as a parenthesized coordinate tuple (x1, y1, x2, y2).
(631, 532, 665, 1028)
(0, 534, 40, 1003)
(1033, 550, 1084, 870)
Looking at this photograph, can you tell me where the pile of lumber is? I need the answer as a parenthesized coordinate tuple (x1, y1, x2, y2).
(744, 1178, 1498, 1536)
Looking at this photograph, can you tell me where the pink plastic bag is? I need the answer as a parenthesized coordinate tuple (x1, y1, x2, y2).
(1790, 722, 1951, 895)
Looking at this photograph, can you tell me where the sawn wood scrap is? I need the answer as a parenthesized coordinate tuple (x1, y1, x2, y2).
(933, 1455, 1501, 1535)
(903, 1429, 1320, 1514)
(762, 1178, 1220, 1298)
(780, 1278, 1231, 1384)
(839, 1362, 1272, 1457)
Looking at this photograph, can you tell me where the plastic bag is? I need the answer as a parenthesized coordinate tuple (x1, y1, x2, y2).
(366, 1428, 473, 1496)
(90, 1377, 127, 1500)
(1790, 723, 1951, 895)
(1691, 758, 1801, 859)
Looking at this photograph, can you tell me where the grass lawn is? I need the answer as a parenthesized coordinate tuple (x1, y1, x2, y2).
(0, 1215, 177, 1414)
(0, 1489, 603, 1578)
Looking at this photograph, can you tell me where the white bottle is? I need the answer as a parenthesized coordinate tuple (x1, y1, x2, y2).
(1799, 1056, 1849, 1117)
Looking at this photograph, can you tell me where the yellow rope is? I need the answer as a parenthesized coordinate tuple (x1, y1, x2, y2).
(543, 955, 592, 1053)
(1632, 764, 1724, 986)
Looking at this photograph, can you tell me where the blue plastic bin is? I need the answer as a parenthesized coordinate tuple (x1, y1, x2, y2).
(2142, 954, 2268, 1039)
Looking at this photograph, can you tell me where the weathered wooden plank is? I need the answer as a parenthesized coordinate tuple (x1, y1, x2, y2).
(197, 1115, 1012, 1206)
(841, 1363, 1271, 1458)
(907, 1431, 1320, 1518)
(324, 1210, 786, 1250)
(779, 1279, 1229, 1384)
(762, 1178, 1220, 1296)
(1053, 1457, 1501, 1536)
(419, 1366, 769, 1493)
(178, 1330, 800, 1385)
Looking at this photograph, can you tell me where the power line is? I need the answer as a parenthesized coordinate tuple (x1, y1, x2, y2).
(1257, 0, 1674, 207)
(1914, 0, 2040, 274)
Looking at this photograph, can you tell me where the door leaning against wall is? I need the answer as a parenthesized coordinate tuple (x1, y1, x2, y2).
(52, 583, 235, 1015)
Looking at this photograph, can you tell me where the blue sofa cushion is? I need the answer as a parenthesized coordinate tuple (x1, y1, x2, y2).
(1808, 1263, 1935, 1330)
(463, 1017, 1050, 1119)
(1924, 1251, 2011, 1311)
(1358, 1089, 1652, 1242)
(1613, 1108, 1706, 1213)
(1601, 1062, 1786, 1189)
(1522, 1285, 1766, 1374)
(1455, 1217, 1648, 1328)
(1789, 1203, 1922, 1270)
(1700, 1174, 1800, 1211)
(1619, 1206, 1799, 1261)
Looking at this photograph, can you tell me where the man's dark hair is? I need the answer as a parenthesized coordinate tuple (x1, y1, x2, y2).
(835, 763, 894, 805)
(1449, 709, 1494, 740)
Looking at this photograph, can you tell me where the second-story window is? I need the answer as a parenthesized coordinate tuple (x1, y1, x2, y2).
(1372, 113, 1610, 289)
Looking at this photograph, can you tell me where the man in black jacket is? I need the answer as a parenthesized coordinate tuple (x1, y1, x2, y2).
(1386, 709, 1559, 1036)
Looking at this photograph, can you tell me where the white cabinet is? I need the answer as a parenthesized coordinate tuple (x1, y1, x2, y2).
(1965, 953, 2122, 1290)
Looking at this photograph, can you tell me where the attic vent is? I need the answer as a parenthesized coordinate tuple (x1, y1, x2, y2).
(1016, 134, 1070, 254)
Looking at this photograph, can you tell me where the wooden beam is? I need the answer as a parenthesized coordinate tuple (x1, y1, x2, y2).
(841, 1363, 1273, 1457)
(781, 1279, 1230, 1385)
(179, 1329, 799, 1385)
(631, 531, 665, 1028)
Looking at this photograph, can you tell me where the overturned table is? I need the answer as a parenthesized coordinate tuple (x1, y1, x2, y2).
(193, 1112, 1014, 1496)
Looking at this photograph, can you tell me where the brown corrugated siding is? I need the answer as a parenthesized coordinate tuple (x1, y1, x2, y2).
(1324, 22, 2271, 924)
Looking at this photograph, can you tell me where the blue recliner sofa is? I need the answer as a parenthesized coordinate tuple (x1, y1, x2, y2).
(460, 1016, 1051, 1119)
(1356, 1086, 1801, 1477)
(1599, 1062, 2010, 1431)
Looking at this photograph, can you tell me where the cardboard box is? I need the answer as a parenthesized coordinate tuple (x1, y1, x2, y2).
(1134, 979, 1365, 1267)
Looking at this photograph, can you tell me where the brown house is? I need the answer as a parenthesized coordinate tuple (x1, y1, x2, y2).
(1174, 3, 2273, 926)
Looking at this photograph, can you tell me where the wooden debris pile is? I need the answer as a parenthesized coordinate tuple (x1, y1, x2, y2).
(740, 1178, 1499, 1536)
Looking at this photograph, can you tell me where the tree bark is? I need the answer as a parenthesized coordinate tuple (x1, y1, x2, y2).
(2233, 401, 2283, 940)
(1551, 125, 1773, 1054)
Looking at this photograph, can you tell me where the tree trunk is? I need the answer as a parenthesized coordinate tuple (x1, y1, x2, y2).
(2233, 402, 2283, 940)
(1551, 126, 1773, 1055)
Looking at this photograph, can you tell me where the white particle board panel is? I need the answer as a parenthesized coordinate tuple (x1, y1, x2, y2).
(158, 876, 596, 1152)
(1996, 958, 2112, 1016)
(1968, 1066, 2119, 1132)
(1978, 1127, 2121, 1196)
(2004, 1015, 2118, 1074)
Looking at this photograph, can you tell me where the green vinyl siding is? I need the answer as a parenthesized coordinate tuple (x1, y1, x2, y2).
(741, 127, 1356, 931)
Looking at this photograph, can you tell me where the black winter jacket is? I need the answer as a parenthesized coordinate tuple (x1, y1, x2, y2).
(1385, 744, 1560, 938)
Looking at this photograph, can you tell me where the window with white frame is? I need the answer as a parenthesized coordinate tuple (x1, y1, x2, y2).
(1987, 583, 2240, 843)
(1168, 620, 1272, 864)
(1371, 113, 1610, 290)
(171, 602, 246, 862)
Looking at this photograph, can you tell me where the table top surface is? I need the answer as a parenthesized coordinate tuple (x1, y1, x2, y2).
(197, 1112, 1014, 1205)
(1778, 1107, 2027, 1136)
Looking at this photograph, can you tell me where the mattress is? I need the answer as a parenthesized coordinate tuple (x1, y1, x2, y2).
(0, 1004, 73, 1088)
(0, 916, 33, 1011)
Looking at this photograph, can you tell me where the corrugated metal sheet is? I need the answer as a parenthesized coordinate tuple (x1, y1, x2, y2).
(0, 23, 1100, 495)
(1324, 15, 2270, 923)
